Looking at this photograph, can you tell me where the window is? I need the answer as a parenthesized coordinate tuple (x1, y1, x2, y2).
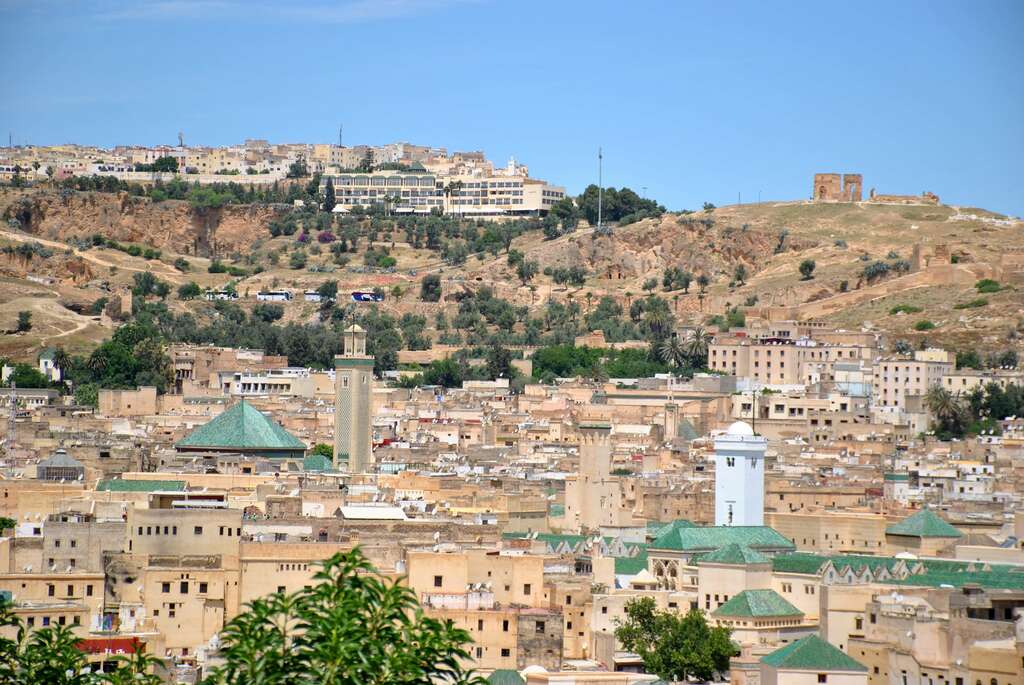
(42, 617, 50, 627)
(535, 621, 545, 634)
(70, 540, 76, 548)
(26, 617, 34, 627)
(161, 582, 170, 593)
(475, 647, 482, 658)
(818, 675, 827, 684)
(500, 648, 510, 658)
(433, 575, 443, 588)
(194, 526, 203, 535)
(86, 585, 93, 597)
(277, 586, 286, 594)
(523, 583, 531, 595)
(477, 619, 483, 631)
(180, 581, 188, 594)
(855, 617, 863, 630)
(47, 585, 54, 597)
(601, 606, 607, 615)
(502, 620, 509, 632)
(199, 582, 208, 593)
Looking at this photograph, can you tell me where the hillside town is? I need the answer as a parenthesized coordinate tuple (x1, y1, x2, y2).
(0, 140, 567, 218)
(3, 1, 1023, 683)
(2, 308, 1023, 684)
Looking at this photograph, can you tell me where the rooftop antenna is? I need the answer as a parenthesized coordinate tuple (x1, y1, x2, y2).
(338, 124, 343, 147)
(597, 147, 603, 234)
(6, 382, 15, 451)
(178, 131, 184, 148)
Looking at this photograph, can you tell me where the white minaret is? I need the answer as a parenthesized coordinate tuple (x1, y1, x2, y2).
(714, 421, 767, 526)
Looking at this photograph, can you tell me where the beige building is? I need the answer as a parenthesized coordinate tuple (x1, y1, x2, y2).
(872, 351, 954, 409)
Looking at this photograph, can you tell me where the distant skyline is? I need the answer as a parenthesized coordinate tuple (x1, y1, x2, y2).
(1, 0, 1022, 215)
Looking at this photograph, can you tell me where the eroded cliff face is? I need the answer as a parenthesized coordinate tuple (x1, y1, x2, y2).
(528, 214, 816, 281)
(2, 189, 283, 257)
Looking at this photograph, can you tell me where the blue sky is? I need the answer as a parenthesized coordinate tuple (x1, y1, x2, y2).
(2, 0, 1022, 215)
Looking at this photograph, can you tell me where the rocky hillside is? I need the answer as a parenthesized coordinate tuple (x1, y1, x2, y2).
(2, 188, 283, 258)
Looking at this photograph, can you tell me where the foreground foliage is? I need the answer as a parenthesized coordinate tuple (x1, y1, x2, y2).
(204, 549, 484, 685)
(0, 549, 482, 685)
(0, 603, 162, 684)
(615, 597, 735, 682)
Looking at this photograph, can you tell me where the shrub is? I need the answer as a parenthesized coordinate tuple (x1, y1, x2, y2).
(834, 239, 848, 248)
(208, 260, 227, 273)
(914, 320, 936, 331)
(173, 257, 190, 272)
(890, 304, 923, 315)
(798, 259, 815, 280)
(976, 279, 1001, 294)
(953, 298, 988, 309)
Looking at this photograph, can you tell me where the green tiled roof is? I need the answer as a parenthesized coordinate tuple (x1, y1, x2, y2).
(303, 454, 333, 472)
(651, 523, 796, 553)
(885, 509, 962, 538)
(697, 543, 770, 566)
(761, 635, 867, 672)
(96, 479, 186, 492)
(548, 503, 565, 517)
(615, 550, 649, 575)
(175, 401, 305, 451)
(487, 670, 525, 685)
(884, 472, 909, 481)
(713, 589, 802, 618)
(772, 552, 1024, 591)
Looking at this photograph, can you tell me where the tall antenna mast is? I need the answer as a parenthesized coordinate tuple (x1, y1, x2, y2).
(597, 147, 603, 233)
(338, 125, 343, 147)
(6, 381, 16, 451)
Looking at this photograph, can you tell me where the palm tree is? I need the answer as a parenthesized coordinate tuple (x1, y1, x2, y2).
(925, 385, 965, 434)
(644, 308, 671, 342)
(697, 274, 710, 294)
(659, 336, 687, 369)
(682, 326, 712, 367)
(584, 291, 594, 314)
(624, 291, 633, 309)
(51, 347, 71, 381)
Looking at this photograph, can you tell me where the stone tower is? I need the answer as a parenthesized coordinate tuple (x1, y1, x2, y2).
(334, 325, 373, 473)
(713, 421, 767, 527)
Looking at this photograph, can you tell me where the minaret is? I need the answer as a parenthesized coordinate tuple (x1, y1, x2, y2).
(713, 421, 767, 526)
(334, 325, 373, 472)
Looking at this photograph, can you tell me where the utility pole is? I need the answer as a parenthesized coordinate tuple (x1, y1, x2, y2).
(738, 191, 742, 206)
(597, 147, 603, 234)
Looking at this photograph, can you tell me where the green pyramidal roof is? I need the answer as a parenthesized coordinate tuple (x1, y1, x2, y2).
(652, 523, 795, 552)
(761, 635, 867, 672)
(698, 543, 770, 566)
(175, 401, 306, 451)
(886, 509, 963, 538)
(487, 670, 525, 685)
(713, 589, 802, 618)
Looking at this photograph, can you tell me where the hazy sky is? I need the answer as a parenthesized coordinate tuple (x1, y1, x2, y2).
(2, 0, 1022, 215)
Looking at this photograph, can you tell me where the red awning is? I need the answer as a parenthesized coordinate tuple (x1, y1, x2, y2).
(77, 637, 142, 655)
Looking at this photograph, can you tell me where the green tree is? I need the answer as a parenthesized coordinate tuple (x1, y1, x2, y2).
(15, 311, 31, 333)
(203, 549, 483, 685)
(615, 597, 734, 682)
(286, 158, 309, 179)
(311, 443, 333, 459)
(734, 263, 747, 285)
(317, 280, 339, 302)
(799, 259, 816, 280)
(290, 251, 308, 270)
(682, 326, 712, 368)
(516, 259, 539, 285)
(925, 385, 967, 438)
(658, 336, 688, 369)
(323, 177, 337, 213)
(2, 364, 49, 388)
(253, 303, 285, 323)
(177, 281, 202, 300)
(642, 278, 658, 294)
(486, 343, 513, 380)
(420, 274, 442, 302)
(0, 600, 164, 684)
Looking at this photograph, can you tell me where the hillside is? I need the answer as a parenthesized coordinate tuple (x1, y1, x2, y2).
(1, 185, 1021, 363)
